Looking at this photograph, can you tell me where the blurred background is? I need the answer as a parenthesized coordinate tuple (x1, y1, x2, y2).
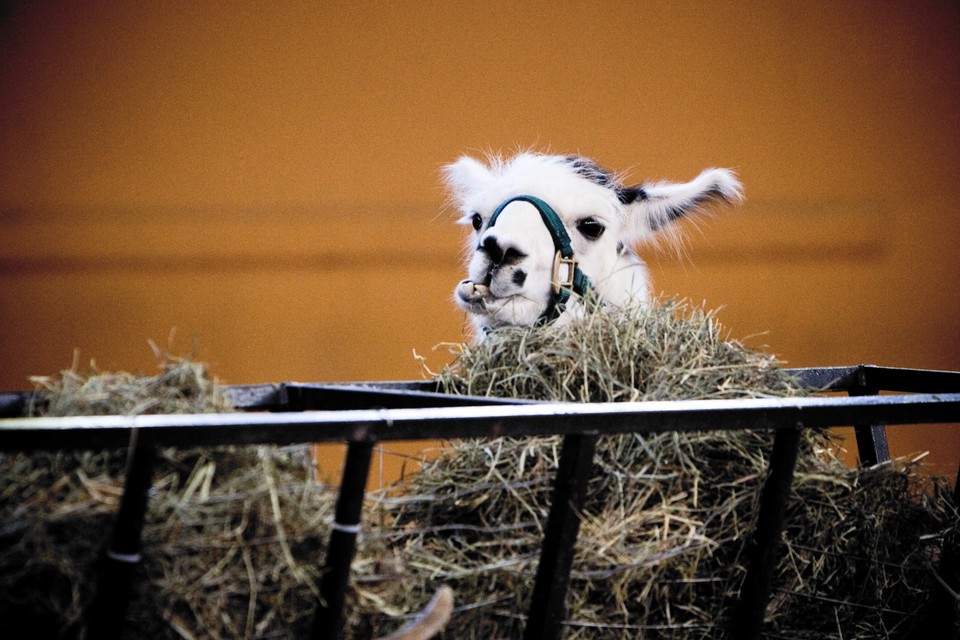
(2, 1, 958, 483)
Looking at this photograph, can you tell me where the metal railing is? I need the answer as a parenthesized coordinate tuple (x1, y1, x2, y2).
(2, 365, 960, 639)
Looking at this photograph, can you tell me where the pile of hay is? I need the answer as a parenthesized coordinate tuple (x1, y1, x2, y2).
(0, 303, 956, 639)
(0, 352, 333, 639)
(28, 345, 234, 417)
(433, 298, 802, 403)
(348, 300, 958, 639)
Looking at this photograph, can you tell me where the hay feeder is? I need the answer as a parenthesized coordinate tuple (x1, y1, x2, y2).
(2, 364, 960, 639)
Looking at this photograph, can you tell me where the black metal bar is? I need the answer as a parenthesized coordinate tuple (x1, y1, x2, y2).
(2, 392, 959, 451)
(524, 433, 598, 640)
(224, 383, 290, 411)
(85, 428, 157, 640)
(310, 440, 375, 640)
(7, 366, 957, 418)
(782, 365, 960, 394)
(0, 391, 29, 418)
(5, 366, 958, 418)
(853, 424, 890, 466)
(920, 464, 960, 637)
(730, 423, 803, 639)
(859, 365, 960, 393)
(284, 382, 532, 411)
(849, 378, 891, 466)
(225, 367, 960, 413)
(784, 365, 862, 391)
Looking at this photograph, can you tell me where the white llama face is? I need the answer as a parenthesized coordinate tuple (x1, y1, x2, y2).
(444, 153, 742, 333)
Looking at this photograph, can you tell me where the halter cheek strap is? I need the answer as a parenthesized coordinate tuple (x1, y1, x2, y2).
(488, 195, 593, 324)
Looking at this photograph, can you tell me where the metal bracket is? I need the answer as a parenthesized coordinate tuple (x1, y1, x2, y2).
(551, 252, 578, 294)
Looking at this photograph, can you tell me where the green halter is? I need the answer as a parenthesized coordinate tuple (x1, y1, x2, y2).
(488, 195, 592, 325)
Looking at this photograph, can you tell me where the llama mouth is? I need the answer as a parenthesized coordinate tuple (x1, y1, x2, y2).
(456, 280, 490, 304)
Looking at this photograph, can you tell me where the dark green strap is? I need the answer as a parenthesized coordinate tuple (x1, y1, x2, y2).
(488, 195, 593, 325)
(489, 195, 576, 259)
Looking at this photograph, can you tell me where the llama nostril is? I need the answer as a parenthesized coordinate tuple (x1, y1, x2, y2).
(502, 247, 526, 265)
(481, 236, 505, 265)
(480, 236, 526, 267)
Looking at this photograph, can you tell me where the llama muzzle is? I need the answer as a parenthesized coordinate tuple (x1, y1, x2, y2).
(456, 280, 489, 302)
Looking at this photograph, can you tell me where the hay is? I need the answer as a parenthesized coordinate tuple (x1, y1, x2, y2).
(28, 344, 232, 417)
(433, 298, 803, 403)
(350, 299, 958, 639)
(1, 305, 957, 639)
(0, 351, 332, 639)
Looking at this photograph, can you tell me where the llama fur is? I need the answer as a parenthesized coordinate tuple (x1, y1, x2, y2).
(444, 152, 743, 334)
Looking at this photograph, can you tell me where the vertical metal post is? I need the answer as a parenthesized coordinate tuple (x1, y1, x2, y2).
(849, 380, 890, 467)
(730, 423, 803, 640)
(524, 433, 597, 640)
(86, 428, 156, 640)
(854, 422, 890, 466)
(311, 440, 374, 640)
(921, 464, 960, 636)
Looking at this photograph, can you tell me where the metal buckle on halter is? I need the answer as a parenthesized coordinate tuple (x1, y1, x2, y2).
(552, 252, 578, 295)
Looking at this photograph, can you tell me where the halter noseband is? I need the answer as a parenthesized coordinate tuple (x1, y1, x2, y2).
(487, 195, 592, 325)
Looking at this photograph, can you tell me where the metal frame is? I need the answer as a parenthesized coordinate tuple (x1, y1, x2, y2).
(2, 365, 960, 639)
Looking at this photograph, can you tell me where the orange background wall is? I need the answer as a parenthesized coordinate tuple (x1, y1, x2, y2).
(2, 2, 959, 484)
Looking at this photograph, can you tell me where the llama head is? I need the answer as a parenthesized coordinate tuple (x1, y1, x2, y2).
(445, 152, 743, 334)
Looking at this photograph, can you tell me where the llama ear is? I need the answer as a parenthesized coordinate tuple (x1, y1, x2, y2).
(618, 168, 743, 243)
(443, 156, 493, 204)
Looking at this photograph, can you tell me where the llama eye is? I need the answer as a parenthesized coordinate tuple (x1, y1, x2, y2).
(470, 213, 483, 231)
(577, 218, 605, 240)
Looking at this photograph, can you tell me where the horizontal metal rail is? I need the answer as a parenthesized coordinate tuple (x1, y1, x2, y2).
(5, 365, 959, 420)
(784, 364, 960, 393)
(1, 392, 958, 451)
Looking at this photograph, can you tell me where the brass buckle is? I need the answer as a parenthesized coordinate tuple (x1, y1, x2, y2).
(552, 252, 578, 295)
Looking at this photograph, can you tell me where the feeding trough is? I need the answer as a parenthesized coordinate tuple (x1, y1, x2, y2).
(1, 306, 959, 639)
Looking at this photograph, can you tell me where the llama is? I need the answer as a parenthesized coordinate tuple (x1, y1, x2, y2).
(445, 152, 743, 334)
